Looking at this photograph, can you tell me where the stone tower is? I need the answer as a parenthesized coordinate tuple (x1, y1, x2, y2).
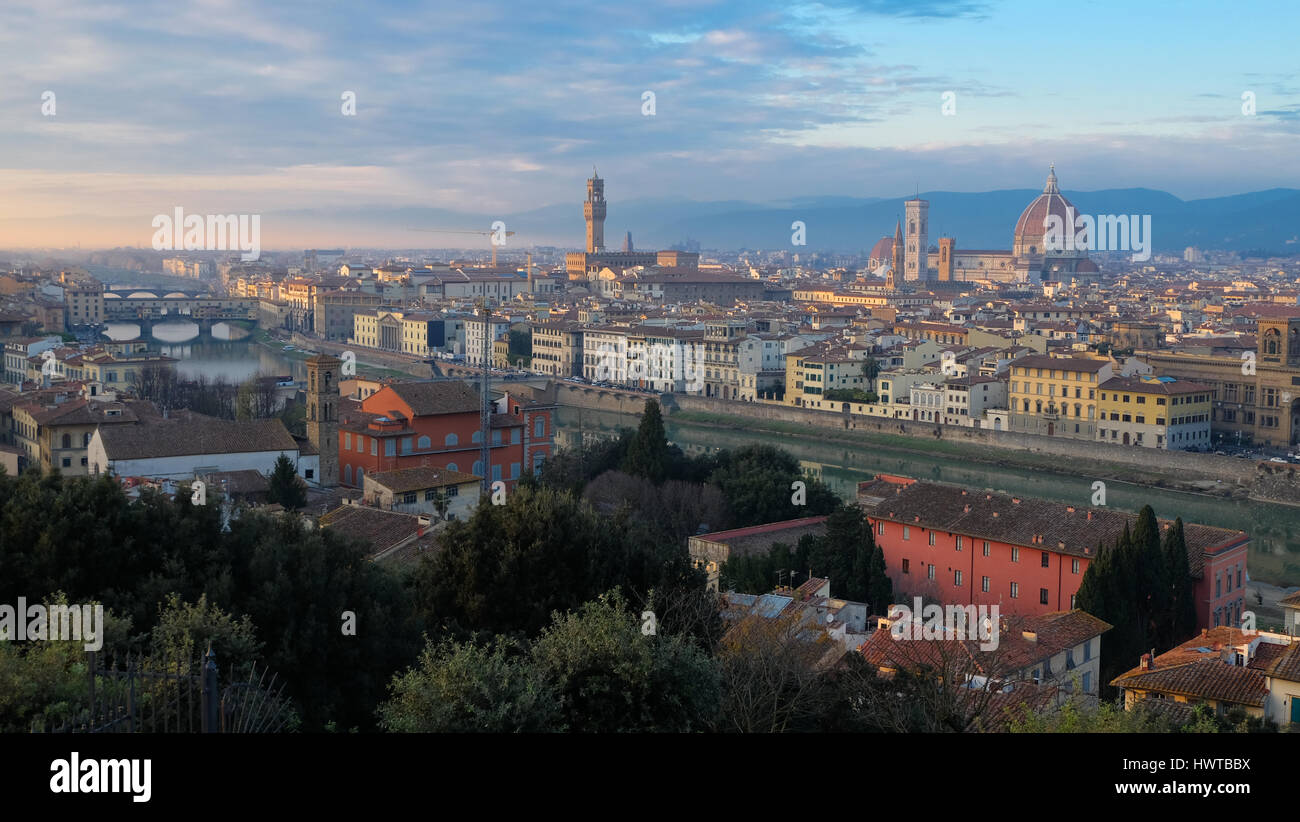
(888, 220, 903, 290)
(905, 198, 929, 281)
(937, 237, 954, 282)
(584, 169, 606, 253)
(306, 353, 341, 487)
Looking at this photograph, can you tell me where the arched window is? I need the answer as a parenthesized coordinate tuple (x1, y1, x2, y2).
(1035, 400, 1042, 414)
(356, 468, 364, 485)
(471, 430, 482, 444)
(418, 435, 431, 449)
(445, 463, 458, 472)
(472, 460, 483, 476)
(444, 433, 457, 447)
(344, 465, 352, 485)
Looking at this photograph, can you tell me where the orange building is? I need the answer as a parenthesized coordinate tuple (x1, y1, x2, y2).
(856, 475, 1250, 632)
(338, 381, 554, 490)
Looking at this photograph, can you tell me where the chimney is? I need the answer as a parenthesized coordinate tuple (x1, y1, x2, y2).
(963, 504, 970, 513)
(1022, 630, 1038, 643)
(1086, 511, 1092, 521)
(1011, 497, 1020, 504)
(1139, 653, 1153, 670)
(1065, 506, 1075, 513)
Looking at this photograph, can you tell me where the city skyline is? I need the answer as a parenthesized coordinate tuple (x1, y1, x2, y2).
(2, 0, 1298, 248)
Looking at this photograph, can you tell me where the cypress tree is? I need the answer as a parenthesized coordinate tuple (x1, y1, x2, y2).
(1161, 518, 1198, 646)
(1132, 506, 1170, 649)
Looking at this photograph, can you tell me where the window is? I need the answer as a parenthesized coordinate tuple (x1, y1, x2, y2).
(982, 541, 990, 556)
(446, 485, 458, 497)
(955, 535, 963, 551)
(534, 418, 546, 438)
(928, 531, 936, 546)
(384, 439, 395, 456)
(62, 458, 71, 467)
(902, 558, 910, 574)
(492, 464, 502, 482)
(981, 576, 990, 593)
(402, 492, 416, 505)
(877, 521, 885, 536)
(1082, 672, 1092, 693)
(492, 429, 502, 446)
(954, 570, 963, 587)
(927, 564, 935, 581)
(1083, 639, 1092, 661)
(61, 433, 71, 449)
(371, 439, 378, 456)
(345, 433, 351, 450)
(1040, 588, 1050, 605)
(1011, 547, 1020, 563)
(1010, 582, 1019, 599)
(1041, 552, 1050, 568)
(1070, 594, 1077, 609)
(510, 463, 520, 479)
(446, 462, 458, 472)
(445, 433, 458, 446)
(512, 428, 521, 444)
(401, 437, 412, 454)
(1072, 558, 1080, 574)
(305, 469, 313, 480)
(903, 526, 911, 541)
(418, 435, 431, 450)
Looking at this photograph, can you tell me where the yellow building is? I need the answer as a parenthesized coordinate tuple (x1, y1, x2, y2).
(1096, 375, 1212, 449)
(1008, 353, 1115, 440)
(785, 344, 871, 409)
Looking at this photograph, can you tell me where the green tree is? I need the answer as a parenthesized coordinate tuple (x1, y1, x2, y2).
(382, 591, 720, 733)
(266, 454, 306, 510)
(222, 510, 419, 731)
(529, 591, 720, 732)
(1161, 518, 1199, 646)
(379, 638, 560, 733)
(1131, 506, 1170, 649)
(413, 484, 704, 640)
(706, 444, 838, 527)
(621, 400, 671, 483)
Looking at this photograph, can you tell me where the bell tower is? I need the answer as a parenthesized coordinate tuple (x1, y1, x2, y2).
(584, 168, 606, 253)
(306, 353, 341, 487)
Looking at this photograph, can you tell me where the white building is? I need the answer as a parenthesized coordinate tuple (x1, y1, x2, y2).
(88, 417, 320, 486)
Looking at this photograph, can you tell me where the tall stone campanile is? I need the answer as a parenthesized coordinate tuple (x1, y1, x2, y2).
(584, 169, 606, 253)
(306, 353, 341, 487)
(904, 198, 929, 281)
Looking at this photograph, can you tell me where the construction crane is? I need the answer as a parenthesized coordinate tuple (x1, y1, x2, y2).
(410, 228, 517, 267)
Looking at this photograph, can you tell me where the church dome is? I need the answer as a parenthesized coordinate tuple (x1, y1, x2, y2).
(1013, 166, 1082, 258)
(869, 236, 894, 264)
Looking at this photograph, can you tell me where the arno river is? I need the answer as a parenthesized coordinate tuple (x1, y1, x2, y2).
(104, 322, 1300, 589)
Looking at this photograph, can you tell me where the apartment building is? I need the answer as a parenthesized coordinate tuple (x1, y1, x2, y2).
(1008, 353, 1115, 439)
(857, 474, 1249, 631)
(337, 382, 553, 489)
(531, 320, 584, 378)
(1096, 375, 1212, 449)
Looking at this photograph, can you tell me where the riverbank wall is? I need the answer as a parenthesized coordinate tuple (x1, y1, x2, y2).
(660, 394, 1300, 503)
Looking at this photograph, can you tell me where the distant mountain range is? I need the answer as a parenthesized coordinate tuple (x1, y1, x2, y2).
(6, 187, 1300, 256)
(273, 187, 1300, 254)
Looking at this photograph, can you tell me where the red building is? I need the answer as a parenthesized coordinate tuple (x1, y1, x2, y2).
(338, 381, 554, 489)
(856, 475, 1249, 632)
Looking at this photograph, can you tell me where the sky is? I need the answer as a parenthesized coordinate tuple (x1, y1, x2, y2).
(0, 0, 1297, 249)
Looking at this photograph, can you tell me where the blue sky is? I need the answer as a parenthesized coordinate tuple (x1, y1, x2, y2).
(1, 0, 1296, 247)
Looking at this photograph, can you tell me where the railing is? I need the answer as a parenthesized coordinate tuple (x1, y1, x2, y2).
(31, 646, 292, 734)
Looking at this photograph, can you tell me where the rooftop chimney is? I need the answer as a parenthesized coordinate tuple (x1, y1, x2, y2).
(1140, 653, 1153, 670)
